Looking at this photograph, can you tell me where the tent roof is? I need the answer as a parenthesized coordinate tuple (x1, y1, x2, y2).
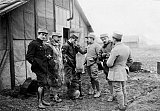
(75, 0, 94, 32)
(0, 0, 93, 32)
(0, 0, 29, 16)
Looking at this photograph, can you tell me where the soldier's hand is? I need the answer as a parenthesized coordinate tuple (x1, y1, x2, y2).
(102, 53, 107, 57)
(63, 58, 67, 63)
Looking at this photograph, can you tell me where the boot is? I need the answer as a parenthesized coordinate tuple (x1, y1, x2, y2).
(42, 100, 51, 106)
(94, 91, 101, 98)
(94, 79, 101, 98)
(107, 95, 114, 102)
(54, 94, 62, 103)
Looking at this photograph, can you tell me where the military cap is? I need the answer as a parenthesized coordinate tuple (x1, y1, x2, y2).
(70, 34, 78, 39)
(52, 32, 62, 37)
(88, 33, 95, 39)
(112, 32, 123, 40)
(38, 28, 48, 34)
(100, 33, 109, 39)
(58, 33, 62, 37)
(52, 32, 59, 36)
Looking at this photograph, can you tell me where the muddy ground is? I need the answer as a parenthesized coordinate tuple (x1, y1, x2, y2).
(0, 46, 160, 111)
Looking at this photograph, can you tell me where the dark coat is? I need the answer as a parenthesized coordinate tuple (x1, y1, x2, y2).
(99, 40, 114, 62)
(62, 41, 86, 68)
(26, 39, 55, 82)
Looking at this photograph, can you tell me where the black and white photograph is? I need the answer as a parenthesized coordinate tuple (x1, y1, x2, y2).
(0, 0, 160, 111)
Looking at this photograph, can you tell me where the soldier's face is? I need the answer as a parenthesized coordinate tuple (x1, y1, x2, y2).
(38, 33, 48, 41)
(101, 37, 109, 44)
(71, 38, 77, 44)
(88, 37, 94, 44)
(52, 35, 59, 43)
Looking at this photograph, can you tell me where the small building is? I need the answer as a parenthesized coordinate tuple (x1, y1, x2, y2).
(122, 35, 139, 48)
(0, 0, 93, 90)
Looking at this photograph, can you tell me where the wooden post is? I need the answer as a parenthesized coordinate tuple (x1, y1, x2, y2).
(53, 0, 56, 32)
(34, 0, 37, 38)
(7, 13, 15, 90)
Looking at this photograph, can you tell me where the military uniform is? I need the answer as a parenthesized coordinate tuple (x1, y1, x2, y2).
(45, 41, 63, 88)
(99, 40, 114, 80)
(107, 32, 133, 110)
(86, 34, 101, 97)
(26, 38, 52, 87)
(62, 38, 86, 99)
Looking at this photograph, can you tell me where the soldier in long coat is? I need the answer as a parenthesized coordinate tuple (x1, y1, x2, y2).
(45, 32, 63, 102)
(26, 28, 51, 109)
(98, 33, 114, 101)
(62, 34, 86, 99)
(107, 32, 133, 111)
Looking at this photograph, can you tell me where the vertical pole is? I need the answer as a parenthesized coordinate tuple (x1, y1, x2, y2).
(8, 13, 15, 90)
(23, 7, 28, 79)
(34, 0, 37, 38)
(69, 0, 71, 28)
(53, 0, 56, 32)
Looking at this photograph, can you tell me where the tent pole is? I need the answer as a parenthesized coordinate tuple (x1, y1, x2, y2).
(34, 0, 37, 38)
(53, 0, 56, 32)
(8, 13, 15, 90)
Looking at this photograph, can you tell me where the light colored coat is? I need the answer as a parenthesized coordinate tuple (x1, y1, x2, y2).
(107, 42, 132, 81)
(86, 42, 101, 66)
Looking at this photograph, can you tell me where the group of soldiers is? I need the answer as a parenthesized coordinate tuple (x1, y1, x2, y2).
(26, 28, 133, 111)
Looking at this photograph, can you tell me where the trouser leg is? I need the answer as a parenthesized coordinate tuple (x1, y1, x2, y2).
(91, 77, 96, 91)
(122, 81, 127, 106)
(90, 64, 99, 92)
(38, 87, 43, 104)
(86, 66, 94, 94)
(94, 78, 100, 92)
(77, 72, 83, 96)
(108, 81, 113, 95)
(112, 81, 125, 109)
(37, 87, 46, 108)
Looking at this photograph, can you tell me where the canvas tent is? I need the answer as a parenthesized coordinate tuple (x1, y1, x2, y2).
(0, 0, 93, 90)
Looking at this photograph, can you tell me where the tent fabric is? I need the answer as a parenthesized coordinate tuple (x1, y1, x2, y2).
(36, 0, 45, 17)
(11, 6, 35, 40)
(0, 39, 6, 50)
(46, 0, 53, 19)
(63, 0, 69, 10)
(0, 16, 7, 52)
(37, 0, 55, 33)
(11, 8, 24, 39)
(24, 12, 35, 39)
(55, 0, 69, 9)
(13, 40, 25, 62)
(56, 6, 70, 27)
(0, 62, 11, 89)
(23, 0, 34, 14)
(0, 16, 7, 40)
(46, 18, 54, 34)
(37, 16, 47, 29)
(55, 0, 63, 7)
(15, 61, 26, 85)
(0, 50, 5, 62)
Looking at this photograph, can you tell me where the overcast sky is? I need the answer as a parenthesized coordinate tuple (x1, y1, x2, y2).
(78, 0, 160, 45)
